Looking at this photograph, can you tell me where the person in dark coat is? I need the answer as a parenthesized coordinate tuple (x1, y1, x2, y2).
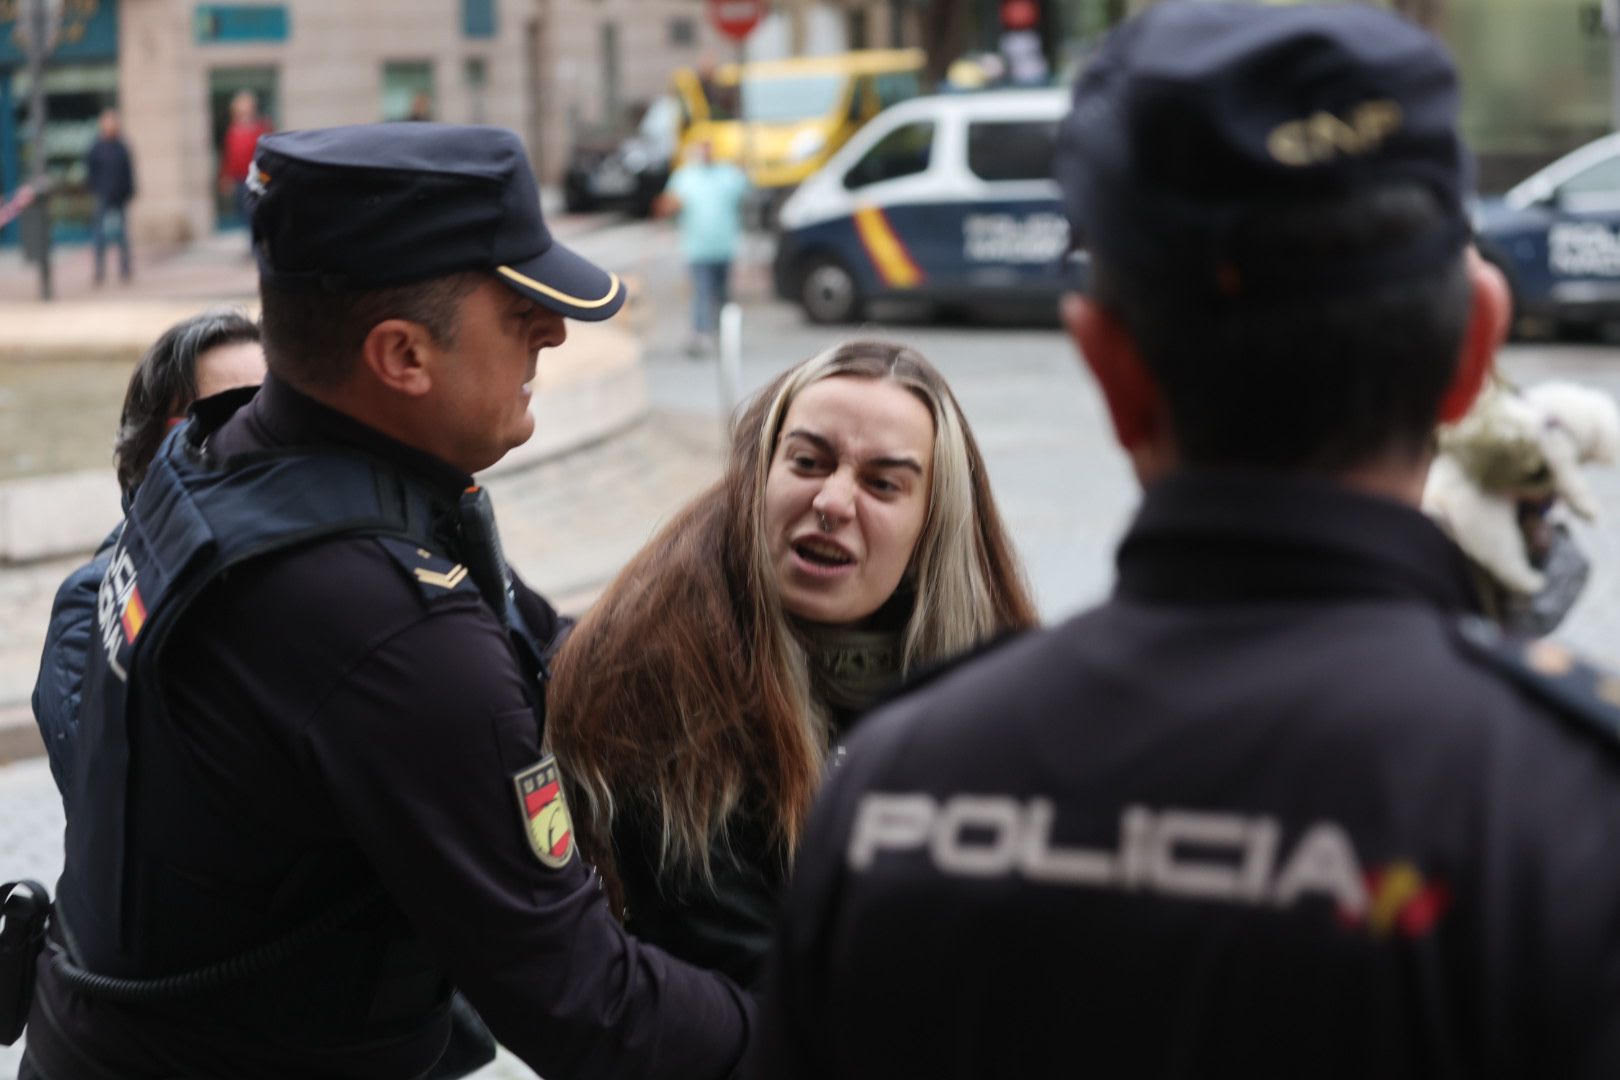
(84, 108, 135, 284)
(750, 4, 1620, 1077)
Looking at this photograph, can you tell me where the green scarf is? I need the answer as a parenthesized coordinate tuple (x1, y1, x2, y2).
(798, 622, 905, 730)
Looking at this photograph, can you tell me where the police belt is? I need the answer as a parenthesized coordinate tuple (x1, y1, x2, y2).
(48, 884, 384, 1003)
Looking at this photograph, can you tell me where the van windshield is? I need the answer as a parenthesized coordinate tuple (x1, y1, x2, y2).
(742, 74, 845, 123)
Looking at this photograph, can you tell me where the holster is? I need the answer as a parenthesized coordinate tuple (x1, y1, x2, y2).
(0, 879, 51, 1045)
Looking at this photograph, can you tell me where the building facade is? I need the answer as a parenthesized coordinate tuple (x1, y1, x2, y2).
(1, 0, 121, 243)
(1, 0, 915, 247)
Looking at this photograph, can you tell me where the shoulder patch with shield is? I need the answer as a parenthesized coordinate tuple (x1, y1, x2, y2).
(514, 755, 575, 869)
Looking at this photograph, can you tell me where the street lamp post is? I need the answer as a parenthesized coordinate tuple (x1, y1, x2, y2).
(1607, 0, 1620, 135)
(21, 0, 61, 301)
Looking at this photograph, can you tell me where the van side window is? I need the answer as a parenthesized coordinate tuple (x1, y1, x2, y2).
(1557, 153, 1620, 213)
(967, 120, 1058, 183)
(844, 121, 934, 189)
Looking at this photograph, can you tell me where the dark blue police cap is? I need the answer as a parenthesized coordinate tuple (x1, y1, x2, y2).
(1054, 2, 1470, 298)
(248, 123, 624, 321)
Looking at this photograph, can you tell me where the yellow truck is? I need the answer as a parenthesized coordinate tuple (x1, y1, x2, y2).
(672, 49, 925, 219)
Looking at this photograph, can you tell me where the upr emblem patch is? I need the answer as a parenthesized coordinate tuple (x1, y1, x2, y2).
(514, 755, 575, 869)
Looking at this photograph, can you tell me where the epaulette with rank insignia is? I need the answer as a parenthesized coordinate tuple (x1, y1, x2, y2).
(1453, 614, 1620, 753)
(376, 536, 481, 604)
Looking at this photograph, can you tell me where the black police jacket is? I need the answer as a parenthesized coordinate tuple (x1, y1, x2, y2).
(85, 136, 134, 206)
(31, 525, 119, 795)
(28, 376, 750, 1080)
(753, 469, 1620, 1079)
(613, 799, 785, 990)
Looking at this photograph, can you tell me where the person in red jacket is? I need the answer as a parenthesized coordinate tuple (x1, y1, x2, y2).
(219, 90, 271, 224)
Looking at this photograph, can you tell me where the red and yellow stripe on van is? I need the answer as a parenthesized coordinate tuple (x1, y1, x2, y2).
(853, 205, 923, 289)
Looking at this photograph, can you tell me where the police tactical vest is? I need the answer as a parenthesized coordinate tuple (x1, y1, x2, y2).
(53, 404, 552, 1034)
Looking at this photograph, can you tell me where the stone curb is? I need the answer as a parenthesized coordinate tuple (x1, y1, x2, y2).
(0, 319, 646, 563)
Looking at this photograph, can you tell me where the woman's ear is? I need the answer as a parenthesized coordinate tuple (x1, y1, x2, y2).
(1061, 292, 1165, 453)
(359, 319, 435, 398)
(1438, 249, 1510, 425)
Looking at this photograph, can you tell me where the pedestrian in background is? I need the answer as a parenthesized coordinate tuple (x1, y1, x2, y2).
(997, 0, 1049, 87)
(218, 89, 271, 225)
(19, 123, 750, 1080)
(657, 137, 748, 356)
(31, 310, 263, 799)
(752, 3, 1620, 1076)
(85, 108, 135, 285)
(547, 339, 1037, 988)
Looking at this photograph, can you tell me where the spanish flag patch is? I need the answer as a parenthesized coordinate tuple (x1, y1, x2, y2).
(514, 755, 575, 869)
(120, 585, 147, 644)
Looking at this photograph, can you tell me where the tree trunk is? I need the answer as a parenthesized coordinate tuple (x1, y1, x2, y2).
(921, 0, 969, 87)
(1389, 0, 1445, 32)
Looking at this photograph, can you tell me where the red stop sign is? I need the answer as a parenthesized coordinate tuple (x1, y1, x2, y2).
(708, 0, 764, 40)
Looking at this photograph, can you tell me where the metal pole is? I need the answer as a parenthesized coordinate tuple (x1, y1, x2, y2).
(25, 0, 53, 300)
(718, 300, 742, 420)
(1614, 36, 1620, 137)
(1610, 0, 1620, 134)
(738, 35, 756, 227)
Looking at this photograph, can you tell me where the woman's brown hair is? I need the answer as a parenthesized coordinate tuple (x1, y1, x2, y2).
(546, 340, 1037, 910)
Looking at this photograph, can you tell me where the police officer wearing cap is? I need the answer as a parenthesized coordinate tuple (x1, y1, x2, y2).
(20, 124, 751, 1079)
(750, 5, 1620, 1077)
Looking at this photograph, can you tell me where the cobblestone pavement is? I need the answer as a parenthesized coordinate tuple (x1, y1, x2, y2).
(487, 412, 724, 615)
(3, 213, 1620, 1078)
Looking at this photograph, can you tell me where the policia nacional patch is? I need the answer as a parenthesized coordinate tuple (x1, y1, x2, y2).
(514, 755, 575, 868)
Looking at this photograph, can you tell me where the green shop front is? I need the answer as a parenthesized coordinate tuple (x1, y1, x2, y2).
(0, 0, 120, 245)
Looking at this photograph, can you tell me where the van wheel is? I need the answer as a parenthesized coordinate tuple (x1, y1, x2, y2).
(800, 256, 863, 324)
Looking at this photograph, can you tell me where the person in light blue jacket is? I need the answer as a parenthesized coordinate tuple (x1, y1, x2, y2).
(658, 138, 749, 356)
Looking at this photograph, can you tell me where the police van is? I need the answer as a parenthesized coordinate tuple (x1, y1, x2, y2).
(1474, 132, 1620, 330)
(772, 88, 1077, 323)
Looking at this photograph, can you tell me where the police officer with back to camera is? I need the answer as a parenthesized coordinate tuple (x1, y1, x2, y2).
(750, 5, 1620, 1077)
(17, 124, 752, 1079)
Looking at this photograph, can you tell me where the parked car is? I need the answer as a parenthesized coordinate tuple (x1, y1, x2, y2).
(671, 49, 925, 224)
(773, 88, 1083, 323)
(563, 96, 680, 217)
(1474, 132, 1620, 330)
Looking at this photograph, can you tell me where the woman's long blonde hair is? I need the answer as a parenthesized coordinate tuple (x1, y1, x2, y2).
(546, 341, 1036, 909)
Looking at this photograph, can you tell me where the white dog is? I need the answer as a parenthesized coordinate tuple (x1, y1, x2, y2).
(1424, 380, 1620, 596)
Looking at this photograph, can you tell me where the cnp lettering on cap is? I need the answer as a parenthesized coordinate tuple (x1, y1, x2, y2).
(1266, 100, 1404, 168)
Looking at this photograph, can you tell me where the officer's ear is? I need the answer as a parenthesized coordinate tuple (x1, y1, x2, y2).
(358, 319, 436, 398)
(1437, 249, 1510, 425)
(1061, 292, 1169, 463)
